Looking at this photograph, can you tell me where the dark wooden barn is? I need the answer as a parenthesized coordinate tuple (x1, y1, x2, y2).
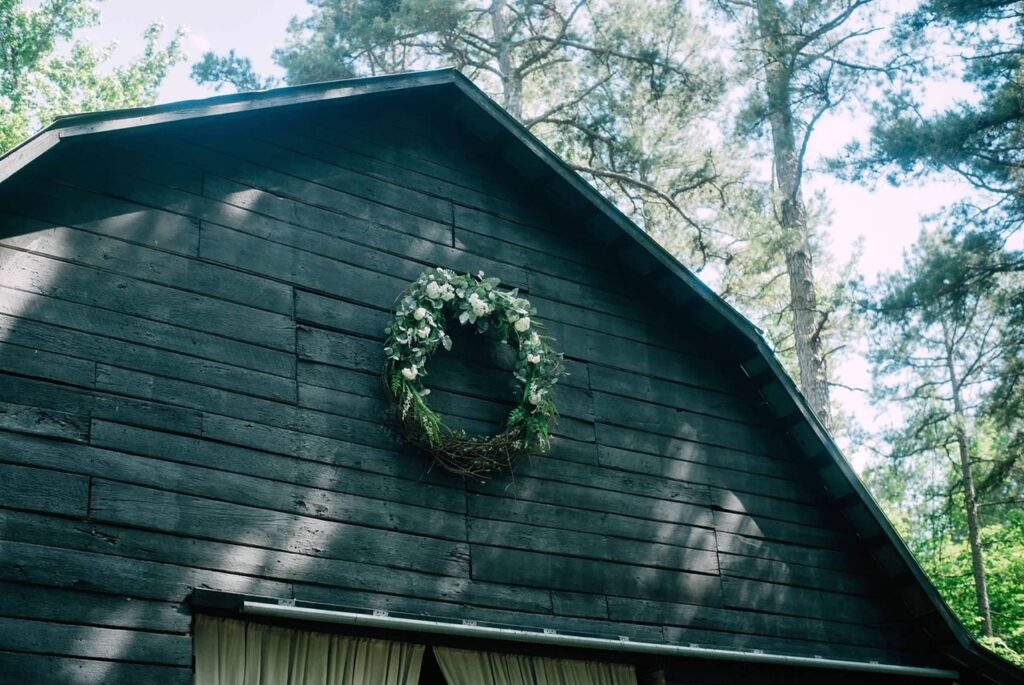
(0, 70, 1020, 685)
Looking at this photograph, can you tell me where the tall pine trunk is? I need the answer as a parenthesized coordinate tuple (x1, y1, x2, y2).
(756, 0, 832, 428)
(943, 322, 995, 636)
(490, 0, 523, 119)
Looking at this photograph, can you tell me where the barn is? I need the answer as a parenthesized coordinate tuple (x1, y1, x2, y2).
(0, 69, 1020, 685)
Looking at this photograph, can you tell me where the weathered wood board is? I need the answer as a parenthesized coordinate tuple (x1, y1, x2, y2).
(0, 93, 942, 683)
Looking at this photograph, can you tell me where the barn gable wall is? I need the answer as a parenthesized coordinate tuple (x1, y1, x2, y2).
(0, 92, 941, 682)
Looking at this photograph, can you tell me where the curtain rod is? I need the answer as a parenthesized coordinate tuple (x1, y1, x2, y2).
(241, 601, 958, 680)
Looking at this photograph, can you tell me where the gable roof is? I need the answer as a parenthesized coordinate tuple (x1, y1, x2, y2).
(2, 68, 1020, 684)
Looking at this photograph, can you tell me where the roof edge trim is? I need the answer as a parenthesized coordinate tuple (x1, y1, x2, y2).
(0, 69, 461, 185)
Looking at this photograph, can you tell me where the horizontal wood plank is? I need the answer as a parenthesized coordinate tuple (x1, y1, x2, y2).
(1, 313, 296, 402)
(90, 420, 463, 510)
(586, 360, 755, 419)
(0, 509, 549, 617)
(0, 430, 461, 538)
(0, 339, 96, 388)
(0, 374, 203, 435)
(470, 545, 723, 606)
(0, 180, 198, 255)
(0, 616, 190, 665)
(0, 463, 88, 516)
(0, 401, 89, 443)
(0, 651, 191, 685)
(468, 519, 720, 574)
(0, 285, 294, 377)
(467, 494, 718, 551)
(0, 538, 292, 603)
(606, 596, 917, 652)
(0, 213, 293, 314)
(0, 246, 294, 351)
(721, 576, 894, 625)
(0, 582, 188, 633)
(90, 479, 468, 575)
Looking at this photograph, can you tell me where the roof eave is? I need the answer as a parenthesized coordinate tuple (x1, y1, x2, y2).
(0, 68, 463, 185)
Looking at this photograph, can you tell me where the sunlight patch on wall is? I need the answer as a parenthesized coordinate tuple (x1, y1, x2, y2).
(0, 234, 53, 345)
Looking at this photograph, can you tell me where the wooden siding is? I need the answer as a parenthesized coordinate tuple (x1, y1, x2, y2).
(0, 96, 939, 683)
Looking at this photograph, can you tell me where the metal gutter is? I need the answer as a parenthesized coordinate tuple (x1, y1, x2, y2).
(241, 601, 959, 680)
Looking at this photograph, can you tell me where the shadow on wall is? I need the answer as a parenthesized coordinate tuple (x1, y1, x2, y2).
(0, 144, 460, 683)
(0, 103, 918, 683)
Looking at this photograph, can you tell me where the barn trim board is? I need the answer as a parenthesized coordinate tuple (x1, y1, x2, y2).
(0, 69, 1021, 684)
(186, 590, 961, 679)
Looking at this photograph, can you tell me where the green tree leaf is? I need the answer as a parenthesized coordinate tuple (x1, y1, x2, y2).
(0, 0, 186, 154)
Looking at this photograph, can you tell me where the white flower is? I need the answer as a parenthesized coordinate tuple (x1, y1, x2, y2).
(530, 332, 540, 344)
(413, 307, 427, 320)
(440, 286, 455, 301)
(417, 326, 431, 339)
(468, 293, 491, 317)
(527, 353, 541, 364)
(401, 366, 418, 380)
(528, 390, 542, 405)
(425, 282, 442, 299)
(514, 316, 531, 332)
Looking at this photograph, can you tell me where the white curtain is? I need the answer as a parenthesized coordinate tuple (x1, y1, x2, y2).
(434, 646, 637, 685)
(194, 615, 425, 685)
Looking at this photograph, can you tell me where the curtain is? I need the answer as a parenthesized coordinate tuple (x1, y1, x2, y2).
(434, 646, 637, 685)
(194, 615, 425, 685)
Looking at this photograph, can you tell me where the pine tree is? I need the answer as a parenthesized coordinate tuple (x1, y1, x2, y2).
(191, 0, 745, 268)
(865, 230, 1023, 638)
(715, 0, 893, 428)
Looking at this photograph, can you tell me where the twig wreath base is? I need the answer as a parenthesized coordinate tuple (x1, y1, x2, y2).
(383, 268, 566, 477)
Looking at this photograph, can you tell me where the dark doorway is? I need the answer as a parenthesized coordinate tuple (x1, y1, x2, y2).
(419, 647, 448, 685)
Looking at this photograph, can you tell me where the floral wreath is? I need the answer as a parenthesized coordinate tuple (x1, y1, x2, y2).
(383, 268, 566, 477)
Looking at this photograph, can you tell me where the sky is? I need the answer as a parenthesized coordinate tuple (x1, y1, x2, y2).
(70, 0, 303, 94)
(46, 0, 981, 468)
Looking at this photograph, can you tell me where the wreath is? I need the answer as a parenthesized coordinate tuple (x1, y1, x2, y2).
(383, 268, 566, 477)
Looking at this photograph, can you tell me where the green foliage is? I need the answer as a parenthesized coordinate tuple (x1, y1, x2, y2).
(191, 49, 277, 92)
(863, 228, 1024, 653)
(844, 4, 1024, 524)
(864, 0, 1024, 188)
(273, 0, 463, 81)
(0, 0, 186, 154)
(848, 0, 1024, 244)
(714, 186, 862, 391)
(865, 230, 1023, 474)
(191, 0, 744, 271)
(383, 268, 566, 474)
(907, 512, 1024, 662)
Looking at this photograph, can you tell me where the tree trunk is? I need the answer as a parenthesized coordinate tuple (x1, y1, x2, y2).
(755, 0, 831, 429)
(489, 0, 523, 119)
(944, 324, 995, 637)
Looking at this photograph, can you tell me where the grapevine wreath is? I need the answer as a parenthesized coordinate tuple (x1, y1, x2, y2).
(383, 268, 566, 477)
